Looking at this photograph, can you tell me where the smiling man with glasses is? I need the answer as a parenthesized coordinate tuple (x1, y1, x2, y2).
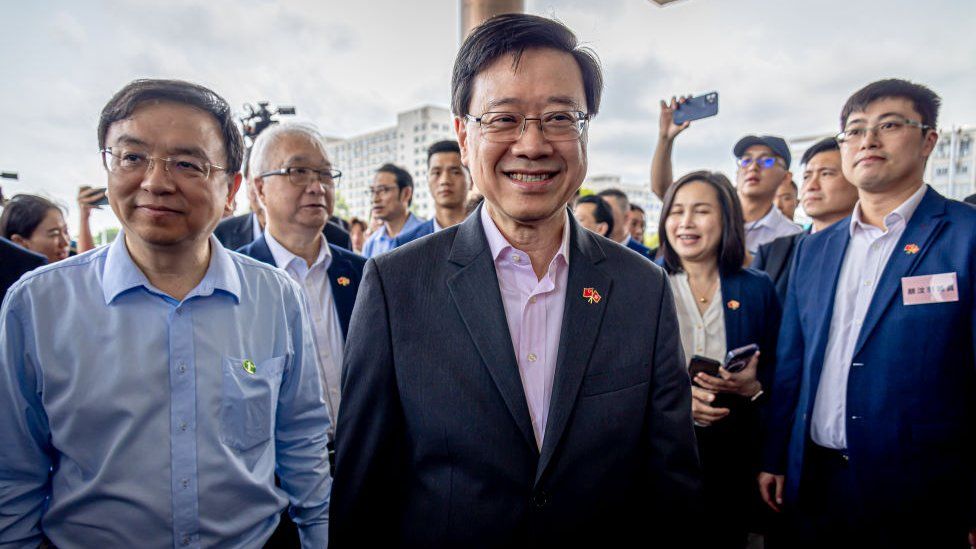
(761, 78, 976, 548)
(332, 13, 701, 547)
(0, 79, 332, 548)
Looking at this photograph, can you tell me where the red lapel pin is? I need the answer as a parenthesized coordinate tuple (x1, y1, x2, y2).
(727, 299, 740, 310)
(582, 287, 601, 304)
(337, 276, 351, 287)
(903, 243, 920, 255)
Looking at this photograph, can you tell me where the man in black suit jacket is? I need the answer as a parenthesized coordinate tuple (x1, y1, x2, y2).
(752, 138, 857, 302)
(331, 15, 701, 547)
(0, 237, 45, 304)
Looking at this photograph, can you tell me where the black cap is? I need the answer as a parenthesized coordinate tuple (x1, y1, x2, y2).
(733, 135, 791, 168)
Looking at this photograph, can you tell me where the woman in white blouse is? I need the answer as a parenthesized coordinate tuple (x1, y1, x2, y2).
(658, 170, 782, 548)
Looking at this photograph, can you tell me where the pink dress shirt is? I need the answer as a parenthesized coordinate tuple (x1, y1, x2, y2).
(480, 205, 571, 449)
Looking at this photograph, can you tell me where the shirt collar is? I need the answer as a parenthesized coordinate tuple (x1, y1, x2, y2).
(264, 229, 331, 274)
(480, 204, 571, 267)
(745, 204, 781, 230)
(848, 183, 928, 237)
(102, 233, 241, 305)
(432, 216, 443, 233)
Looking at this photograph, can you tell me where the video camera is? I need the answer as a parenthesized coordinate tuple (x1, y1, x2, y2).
(240, 101, 296, 144)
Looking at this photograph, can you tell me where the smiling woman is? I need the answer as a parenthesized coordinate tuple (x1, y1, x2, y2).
(0, 194, 70, 263)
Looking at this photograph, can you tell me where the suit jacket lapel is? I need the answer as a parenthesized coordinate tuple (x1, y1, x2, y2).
(446, 210, 538, 453)
(766, 235, 796, 282)
(249, 234, 276, 265)
(721, 272, 745, 350)
(807, 222, 850, 394)
(326, 250, 358, 339)
(853, 188, 946, 356)
(536, 219, 611, 483)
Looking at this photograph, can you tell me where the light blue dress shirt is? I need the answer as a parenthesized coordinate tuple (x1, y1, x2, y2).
(362, 213, 424, 258)
(0, 234, 331, 549)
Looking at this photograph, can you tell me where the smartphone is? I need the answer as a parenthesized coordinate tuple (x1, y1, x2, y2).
(688, 355, 720, 379)
(87, 187, 109, 207)
(724, 343, 759, 373)
(673, 91, 719, 125)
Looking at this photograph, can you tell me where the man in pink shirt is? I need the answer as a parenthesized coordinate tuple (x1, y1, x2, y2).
(332, 14, 701, 547)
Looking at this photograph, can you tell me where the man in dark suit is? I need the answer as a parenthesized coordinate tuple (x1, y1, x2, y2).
(0, 237, 45, 304)
(215, 169, 351, 251)
(597, 187, 655, 260)
(759, 79, 976, 548)
(393, 140, 470, 248)
(331, 14, 701, 547)
(753, 137, 858, 302)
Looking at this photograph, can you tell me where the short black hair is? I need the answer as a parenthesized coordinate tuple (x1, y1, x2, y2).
(575, 195, 615, 237)
(840, 78, 941, 130)
(659, 171, 746, 276)
(377, 163, 414, 206)
(0, 194, 63, 240)
(98, 79, 245, 174)
(629, 203, 645, 214)
(800, 137, 840, 166)
(452, 13, 603, 117)
(596, 188, 628, 210)
(427, 140, 461, 166)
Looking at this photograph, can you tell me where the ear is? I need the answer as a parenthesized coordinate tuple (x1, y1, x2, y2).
(9, 234, 29, 248)
(253, 176, 267, 207)
(401, 186, 413, 205)
(455, 116, 470, 167)
(225, 172, 242, 208)
(596, 222, 609, 236)
(780, 170, 793, 188)
(921, 128, 938, 159)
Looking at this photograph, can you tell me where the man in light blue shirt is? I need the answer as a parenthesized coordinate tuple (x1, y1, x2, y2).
(0, 79, 331, 548)
(361, 163, 424, 258)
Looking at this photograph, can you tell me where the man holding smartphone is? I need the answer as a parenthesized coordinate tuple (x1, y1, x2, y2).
(650, 97, 802, 255)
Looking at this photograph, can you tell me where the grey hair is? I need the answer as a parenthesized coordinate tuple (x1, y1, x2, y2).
(247, 122, 330, 180)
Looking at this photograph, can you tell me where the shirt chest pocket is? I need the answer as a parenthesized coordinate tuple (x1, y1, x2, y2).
(220, 355, 286, 451)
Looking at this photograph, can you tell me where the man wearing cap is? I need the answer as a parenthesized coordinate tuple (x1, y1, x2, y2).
(651, 100, 802, 255)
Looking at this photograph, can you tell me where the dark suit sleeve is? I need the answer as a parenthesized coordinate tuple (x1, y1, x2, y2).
(645, 274, 703, 533)
(757, 274, 782, 393)
(330, 258, 405, 546)
(761, 240, 806, 475)
(751, 241, 770, 271)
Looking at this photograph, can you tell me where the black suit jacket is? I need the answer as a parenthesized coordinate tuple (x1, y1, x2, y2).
(235, 235, 364, 338)
(214, 213, 352, 251)
(751, 230, 808, 304)
(0, 238, 45, 305)
(331, 208, 702, 547)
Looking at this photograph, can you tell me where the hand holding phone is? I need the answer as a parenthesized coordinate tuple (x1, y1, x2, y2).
(672, 91, 719, 125)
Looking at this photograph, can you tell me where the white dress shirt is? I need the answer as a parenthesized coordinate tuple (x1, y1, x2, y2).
(265, 230, 345, 430)
(744, 204, 803, 254)
(669, 272, 727, 366)
(811, 183, 928, 449)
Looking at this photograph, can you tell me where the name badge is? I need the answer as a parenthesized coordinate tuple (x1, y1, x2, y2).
(901, 272, 959, 305)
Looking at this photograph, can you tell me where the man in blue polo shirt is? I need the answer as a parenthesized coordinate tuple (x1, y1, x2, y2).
(0, 79, 331, 548)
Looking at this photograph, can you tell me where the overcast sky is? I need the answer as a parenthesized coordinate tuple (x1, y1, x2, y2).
(2, 0, 974, 232)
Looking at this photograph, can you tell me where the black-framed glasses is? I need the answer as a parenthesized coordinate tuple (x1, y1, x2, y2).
(736, 156, 781, 170)
(364, 185, 397, 198)
(464, 110, 590, 143)
(101, 148, 226, 182)
(258, 166, 341, 187)
(835, 117, 931, 144)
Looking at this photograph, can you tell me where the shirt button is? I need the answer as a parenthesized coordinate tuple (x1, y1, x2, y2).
(863, 281, 871, 286)
(696, 348, 703, 353)
(176, 308, 184, 316)
(182, 536, 190, 546)
(178, 362, 187, 373)
(527, 353, 538, 362)
(512, 254, 521, 263)
(181, 478, 189, 488)
(530, 296, 537, 304)
(180, 421, 187, 431)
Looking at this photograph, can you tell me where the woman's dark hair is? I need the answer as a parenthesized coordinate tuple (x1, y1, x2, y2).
(451, 13, 603, 117)
(658, 170, 746, 276)
(0, 194, 63, 240)
(98, 78, 245, 174)
(575, 195, 614, 237)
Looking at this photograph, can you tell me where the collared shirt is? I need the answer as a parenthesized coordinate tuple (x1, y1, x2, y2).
(432, 216, 444, 233)
(265, 230, 345, 430)
(0, 235, 331, 548)
(481, 206, 570, 449)
(811, 183, 928, 450)
(744, 204, 803, 254)
(669, 272, 727, 366)
(362, 213, 425, 258)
